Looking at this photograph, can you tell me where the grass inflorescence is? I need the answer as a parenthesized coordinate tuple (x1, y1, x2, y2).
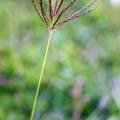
(32, 0, 96, 30)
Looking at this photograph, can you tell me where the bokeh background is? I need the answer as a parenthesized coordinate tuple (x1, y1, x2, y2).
(0, 0, 120, 120)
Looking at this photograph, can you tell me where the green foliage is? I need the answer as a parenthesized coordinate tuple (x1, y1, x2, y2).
(0, 0, 120, 120)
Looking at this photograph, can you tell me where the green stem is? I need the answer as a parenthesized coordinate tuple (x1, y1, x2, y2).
(30, 30, 53, 120)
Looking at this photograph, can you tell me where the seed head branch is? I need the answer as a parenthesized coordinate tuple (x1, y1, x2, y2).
(53, 0, 58, 16)
(48, 0, 53, 21)
(39, 0, 49, 26)
(56, 7, 96, 29)
(56, 0, 64, 15)
(32, 0, 45, 24)
(68, 0, 96, 19)
(52, 0, 77, 28)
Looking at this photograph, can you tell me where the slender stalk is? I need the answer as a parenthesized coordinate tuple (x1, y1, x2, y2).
(30, 30, 53, 120)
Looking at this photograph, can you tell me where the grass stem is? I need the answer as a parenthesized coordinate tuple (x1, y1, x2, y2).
(30, 30, 53, 120)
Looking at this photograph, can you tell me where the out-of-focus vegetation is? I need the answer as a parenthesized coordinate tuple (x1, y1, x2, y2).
(0, 0, 120, 120)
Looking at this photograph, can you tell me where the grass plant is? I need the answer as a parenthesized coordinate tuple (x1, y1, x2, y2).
(30, 0, 96, 120)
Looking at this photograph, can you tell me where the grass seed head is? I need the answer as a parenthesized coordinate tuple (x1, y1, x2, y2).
(32, 0, 96, 30)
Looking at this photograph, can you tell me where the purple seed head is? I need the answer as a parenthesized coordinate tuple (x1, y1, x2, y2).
(32, 0, 97, 30)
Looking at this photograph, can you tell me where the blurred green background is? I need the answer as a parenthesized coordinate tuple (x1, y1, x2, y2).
(0, 0, 120, 120)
